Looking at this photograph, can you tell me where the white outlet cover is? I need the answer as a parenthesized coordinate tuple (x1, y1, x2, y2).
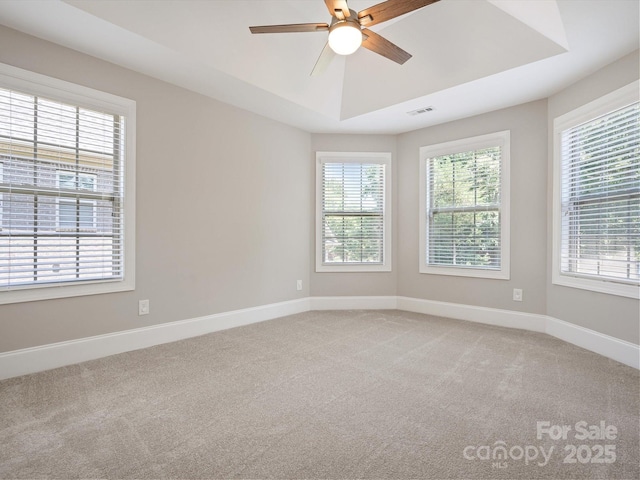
(139, 299, 150, 315)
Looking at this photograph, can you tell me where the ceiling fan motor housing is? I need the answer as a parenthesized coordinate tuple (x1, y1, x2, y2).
(328, 10, 362, 55)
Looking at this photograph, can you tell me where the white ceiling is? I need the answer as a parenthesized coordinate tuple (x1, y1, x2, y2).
(0, 0, 637, 134)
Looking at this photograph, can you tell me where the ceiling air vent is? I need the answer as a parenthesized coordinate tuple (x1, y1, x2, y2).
(407, 106, 434, 116)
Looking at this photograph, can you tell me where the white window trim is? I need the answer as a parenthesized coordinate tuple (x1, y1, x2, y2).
(316, 151, 392, 273)
(0, 62, 136, 305)
(552, 80, 639, 299)
(419, 131, 511, 279)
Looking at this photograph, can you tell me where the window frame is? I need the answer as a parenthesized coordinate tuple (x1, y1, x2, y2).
(552, 80, 639, 299)
(0, 62, 136, 305)
(419, 131, 511, 279)
(315, 151, 392, 273)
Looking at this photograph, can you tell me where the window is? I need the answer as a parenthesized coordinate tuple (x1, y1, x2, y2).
(316, 152, 391, 272)
(0, 62, 136, 304)
(553, 81, 639, 298)
(420, 131, 510, 279)
(58, 200, 96, 231)
(56, 172, 97, 231)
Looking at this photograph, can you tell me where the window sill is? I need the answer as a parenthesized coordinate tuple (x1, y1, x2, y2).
(420, 265, 509, 280)
(0, 277, 135, 305)
(552, 273, 639, 299)
(316, 263, 392, 273)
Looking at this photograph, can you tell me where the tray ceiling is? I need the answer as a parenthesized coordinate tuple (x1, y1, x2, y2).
(0, 0, 637, 133)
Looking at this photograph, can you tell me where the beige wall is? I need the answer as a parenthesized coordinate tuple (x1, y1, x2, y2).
(309, 134, 398, 297)
(0, 27, 311, 352)
(396, 101, 549, 314)
(546, 51, 640, 344)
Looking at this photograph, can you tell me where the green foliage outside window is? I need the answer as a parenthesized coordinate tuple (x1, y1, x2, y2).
(428, 147, 502, 268)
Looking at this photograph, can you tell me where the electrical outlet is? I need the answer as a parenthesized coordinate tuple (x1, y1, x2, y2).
(296, 280, 302, 291)
(139, 299, 150, 315)
(513, 289, 523, 302)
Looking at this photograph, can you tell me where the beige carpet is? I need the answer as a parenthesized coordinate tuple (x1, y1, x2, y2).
(0, 310, 638, 479)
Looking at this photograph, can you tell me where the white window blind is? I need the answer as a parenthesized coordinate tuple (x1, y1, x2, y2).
(322, 162, 385, 264)
(420, 131, 510, 279)
(0, 163, 3, 231)
(316, 152, 391, 272)
(559, 101, 639, 286)
(0, 86, 126, 290)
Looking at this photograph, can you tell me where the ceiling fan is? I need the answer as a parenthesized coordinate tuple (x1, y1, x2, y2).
(249, 0, 440, 75)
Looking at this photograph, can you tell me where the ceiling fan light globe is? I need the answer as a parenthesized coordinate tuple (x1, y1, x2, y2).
(328, 22, 362, 55)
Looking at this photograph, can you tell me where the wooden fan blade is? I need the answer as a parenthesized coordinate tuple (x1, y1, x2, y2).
(324, 0, 351, 19)
(249, 23, 329, 34)
(311, 43, 336, 76)
(361, 28, 411, 64)
(358, 0, 439, 27)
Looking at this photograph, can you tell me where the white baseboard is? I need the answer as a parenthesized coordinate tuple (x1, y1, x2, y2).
(546, 316, 639, 369)
(396, 296, 547, 333)
(0, 298, 310, 381)
(314, 296, 638, 369)
(394, 296, 638, 369)
(1, 295, 637, 380)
